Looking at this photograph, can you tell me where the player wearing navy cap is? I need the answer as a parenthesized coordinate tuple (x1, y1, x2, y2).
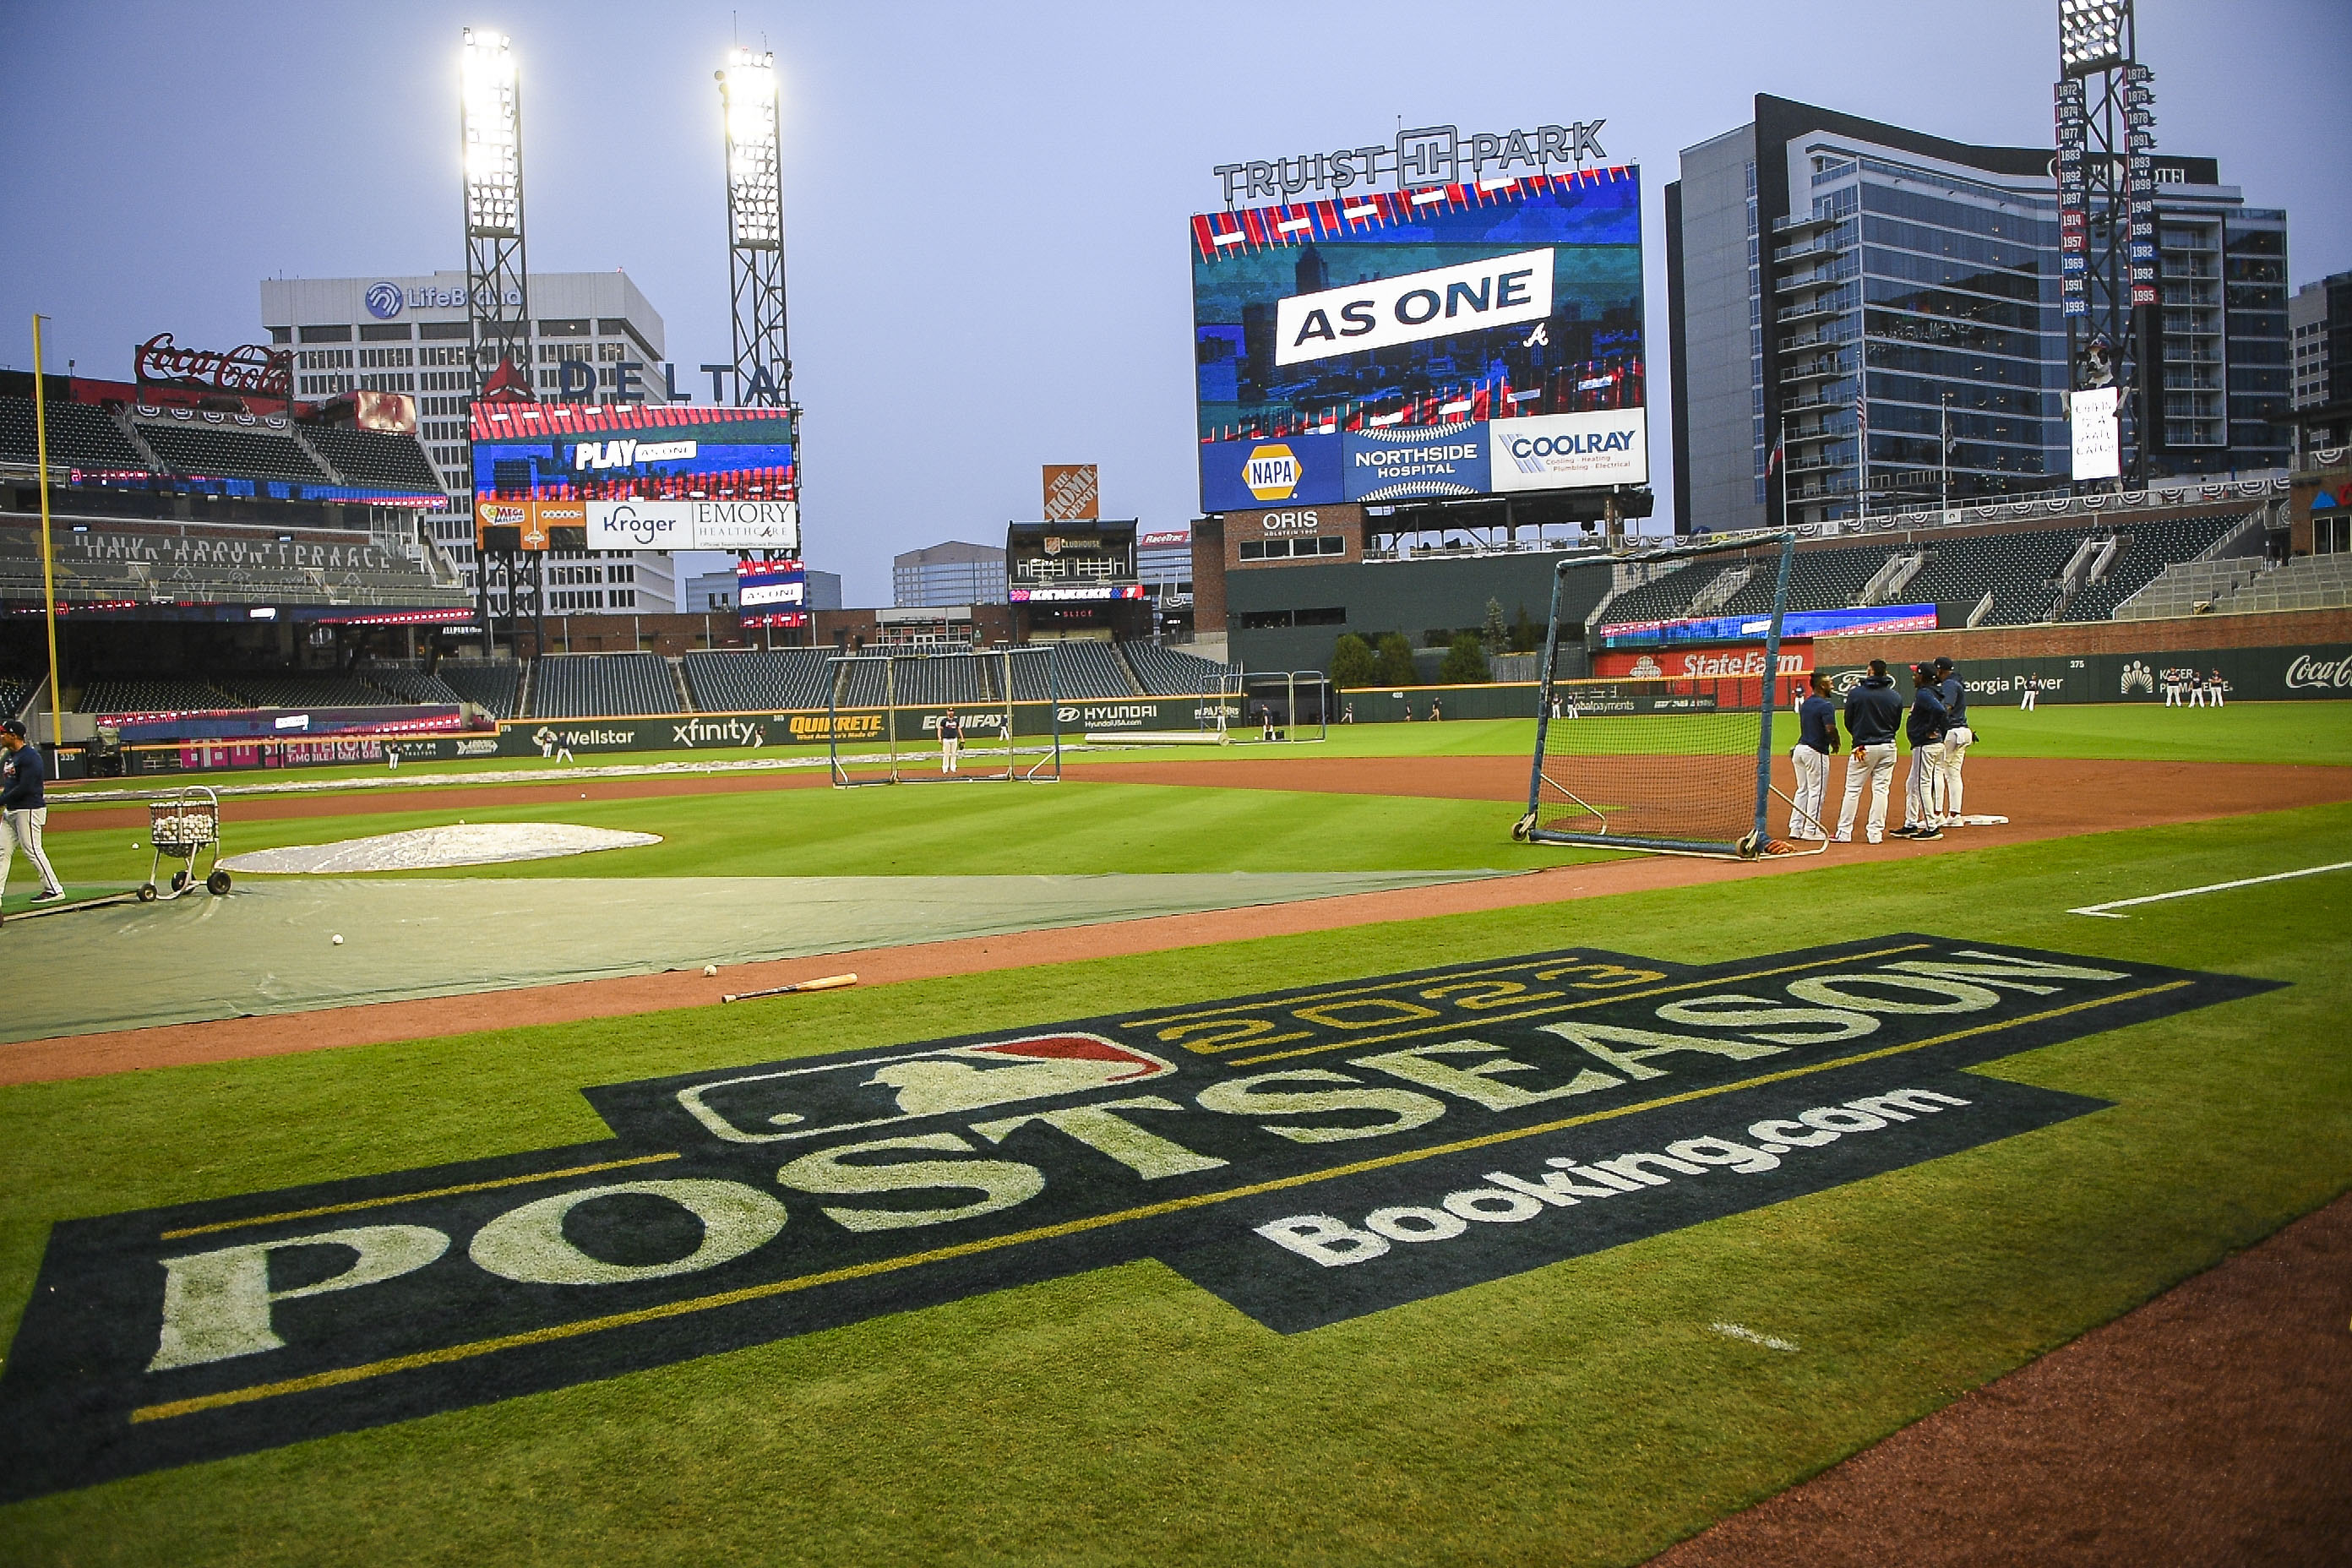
(1788, 670, 1838, 841)
(1932, 656, 1972, 826)
(1833, 661, 1903, 845)
(1894, 664, 1947, 841)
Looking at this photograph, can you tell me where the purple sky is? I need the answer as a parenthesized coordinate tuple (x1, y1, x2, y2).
(1, 0, 2341, 603)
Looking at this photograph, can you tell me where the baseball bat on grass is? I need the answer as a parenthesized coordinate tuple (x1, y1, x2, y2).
(721, 973, 859, 1004)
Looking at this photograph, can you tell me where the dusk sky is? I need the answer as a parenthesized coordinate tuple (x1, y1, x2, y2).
(2, 0, 2341, 603)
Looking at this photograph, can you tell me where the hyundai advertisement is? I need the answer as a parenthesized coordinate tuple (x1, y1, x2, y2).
(1191, 166, 1645, 510)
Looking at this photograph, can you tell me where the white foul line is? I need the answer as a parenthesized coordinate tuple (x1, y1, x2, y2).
(2068, 860, 2352, 918)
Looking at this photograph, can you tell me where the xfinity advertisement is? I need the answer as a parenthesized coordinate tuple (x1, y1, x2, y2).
(1192, 166, 1644, 511)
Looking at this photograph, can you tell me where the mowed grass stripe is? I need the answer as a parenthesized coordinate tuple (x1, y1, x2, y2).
(130, 980, 2184, 1425)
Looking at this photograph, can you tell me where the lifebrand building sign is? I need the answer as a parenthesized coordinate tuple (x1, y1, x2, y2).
(0, 936, 2274, 1500)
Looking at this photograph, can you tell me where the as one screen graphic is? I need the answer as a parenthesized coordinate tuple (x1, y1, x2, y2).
(1190, 167, 1645, 510)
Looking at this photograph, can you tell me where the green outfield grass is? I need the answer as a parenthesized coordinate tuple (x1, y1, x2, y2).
(20, 779, 1577, 901)
(46, 700, 2352, 806)
(1, 803, 2347, 1565)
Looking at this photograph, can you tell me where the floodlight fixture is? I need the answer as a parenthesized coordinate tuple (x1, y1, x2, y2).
(461, 29, 523, 237)
(2058, 0, 2129, 77)
(719, 47, 782, 249)
(719, 44, 793, 412)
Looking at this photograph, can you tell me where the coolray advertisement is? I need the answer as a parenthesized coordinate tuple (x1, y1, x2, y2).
(1490, 408, 1647, 490)
(1192, 166, 1644, 511)
(586, 499, 800, 553)
(470, 404, 797, 506)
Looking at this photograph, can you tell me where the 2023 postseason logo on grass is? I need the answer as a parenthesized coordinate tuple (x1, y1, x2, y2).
(0, 938, 2278, 1499)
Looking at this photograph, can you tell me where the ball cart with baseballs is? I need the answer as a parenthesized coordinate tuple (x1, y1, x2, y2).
(139, 785, 231, 901)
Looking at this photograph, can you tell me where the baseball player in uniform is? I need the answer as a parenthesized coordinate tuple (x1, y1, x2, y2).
(1, 720, 64, 915)
(1788, 671, 1838, 841)
(1834, 661, 1903, 844)
(938, 708, 961, 774)
(1932, 656, 1972, 825)
(2019, 674, 2038, 711)
(2209, 669, 2225, 707)
(2164, 669, 2184, 707)
(1894, 664, 1947, 840)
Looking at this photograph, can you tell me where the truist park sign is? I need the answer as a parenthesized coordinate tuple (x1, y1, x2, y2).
(0, 936, 2273, 1500)
(1212, 120, 1610, 204)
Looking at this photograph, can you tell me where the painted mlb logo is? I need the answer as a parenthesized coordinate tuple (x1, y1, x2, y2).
(0, 936, 2278, 1501)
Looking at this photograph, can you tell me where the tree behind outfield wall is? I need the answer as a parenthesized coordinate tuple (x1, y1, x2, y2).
(1375, 633, 1418, 687)
(1481, 598, 1509, 655)
(1330, 633, 1377, 689)
(1439, 632, 1491, 683)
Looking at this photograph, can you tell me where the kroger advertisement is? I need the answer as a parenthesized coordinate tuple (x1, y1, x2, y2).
(1192, 167, 1645, 510)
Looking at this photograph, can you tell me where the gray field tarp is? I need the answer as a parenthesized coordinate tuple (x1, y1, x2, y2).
(0, 871, 1513, 1043)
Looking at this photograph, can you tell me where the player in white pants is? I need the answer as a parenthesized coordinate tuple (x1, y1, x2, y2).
(2164, 672, 2183, 707)
(2019, 676, 2038, 711)
(938, 708, 962, 775)
(1896, 664, 1947, 839)
(1, 721, 64, 912)
(1932, 657, 1973, 825)
(1788, 671, 1838, 841)
(1833, 661, 1903, 844)
(2209, 669, 2225, 707)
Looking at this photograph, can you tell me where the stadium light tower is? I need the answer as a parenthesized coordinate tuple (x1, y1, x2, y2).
(461, 27, 532, 398)
(460, 26, 541, 657)
(2055, 0, 2155, 487)
(718, 47, 793, 411)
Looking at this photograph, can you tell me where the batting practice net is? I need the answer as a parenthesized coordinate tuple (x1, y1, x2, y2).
(826, 647, 1062, 787)
(1517, 534, 1821, 859)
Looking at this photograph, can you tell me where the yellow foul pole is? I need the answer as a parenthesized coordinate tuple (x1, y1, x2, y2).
(31, 314, 63, 753)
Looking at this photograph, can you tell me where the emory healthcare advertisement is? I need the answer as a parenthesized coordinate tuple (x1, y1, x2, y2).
(1192, 167, 1645, 510)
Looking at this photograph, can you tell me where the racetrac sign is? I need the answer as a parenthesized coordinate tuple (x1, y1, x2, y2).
(0, 937, 2273, 1500)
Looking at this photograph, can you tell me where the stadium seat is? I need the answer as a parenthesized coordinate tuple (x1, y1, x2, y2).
(436, 660, 525, 718)
(1712, 542, 1901, 618)
(299, 426, 446, 494)
(77, 677, 242, 716)
(1591, 562, 1697, 631)
(1006, 641, 1135, 701)
(1123, 641, 1239, 695)
(215, 672, 406, 709)
(683, 649, 835, 711)
(1905, 525, 2087, 625)
(357, 662, 466, 705)
(133, 419, 332, 484)
(531, 653, 678, 718)
(0, 396, 152, 473)
(2063, 512, 2251, 621)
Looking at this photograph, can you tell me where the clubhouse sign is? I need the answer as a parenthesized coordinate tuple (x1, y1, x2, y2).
(0, 938, 2275, 1499)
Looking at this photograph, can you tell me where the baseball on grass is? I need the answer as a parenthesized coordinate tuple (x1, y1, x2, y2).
(332, 934, 344, 945)
(703, 964, 719, 977)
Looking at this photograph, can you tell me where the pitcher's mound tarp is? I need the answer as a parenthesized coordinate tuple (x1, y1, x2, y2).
(220, 823, 661, 874)
(0, 871, 1513, 1043)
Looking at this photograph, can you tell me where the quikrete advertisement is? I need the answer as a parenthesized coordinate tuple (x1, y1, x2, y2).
(0, 937, 2275, 1500)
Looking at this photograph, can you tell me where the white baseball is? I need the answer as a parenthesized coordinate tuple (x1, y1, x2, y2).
(332, 934, 345, 945)
(703, 964, 719, 977)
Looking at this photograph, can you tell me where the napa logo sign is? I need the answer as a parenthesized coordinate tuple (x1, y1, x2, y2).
(1492, 409, 1648, 491)
(0, 937, 2275, 1501)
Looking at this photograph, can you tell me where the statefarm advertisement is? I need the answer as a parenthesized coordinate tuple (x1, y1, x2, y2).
(471, 403, 798, 553)
(1190, 166, 1646, 512)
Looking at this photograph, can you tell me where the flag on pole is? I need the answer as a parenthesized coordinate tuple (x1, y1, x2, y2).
(1765, 431, 1783, 476)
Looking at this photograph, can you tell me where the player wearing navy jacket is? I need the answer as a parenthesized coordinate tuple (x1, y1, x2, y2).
(1788, 670, 1839, 841)
(1894, 665, 1947, 841)
(1833, 662, 1903, 844)
(1932, 656, 1973, 826)
(1, 719, 63, 915)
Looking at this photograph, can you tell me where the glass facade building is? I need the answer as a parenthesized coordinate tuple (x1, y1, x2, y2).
(1667, 96, 2289, 535)
(892, 541, 1007, 608)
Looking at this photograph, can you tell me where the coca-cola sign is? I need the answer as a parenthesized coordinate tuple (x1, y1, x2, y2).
(2284, 653, 2352, 691)
(133, 333, 293, 400)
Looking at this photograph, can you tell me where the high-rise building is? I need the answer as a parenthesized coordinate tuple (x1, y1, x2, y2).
(893, 541, 1006, 607)
(2292, 273, 2352, 411)
(259, 270, 681, 614)
(1665, 95, 2289, 535)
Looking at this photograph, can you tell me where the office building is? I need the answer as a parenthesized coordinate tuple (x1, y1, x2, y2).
(2292, 274, 2352, 411)
(805, 569, 842, 611)
(259, 270, 680, 614)
(1666, 95, 2289, 535)
(893, 541, 1005, 607)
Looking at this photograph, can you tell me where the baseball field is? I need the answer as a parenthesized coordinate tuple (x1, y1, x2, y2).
(1, 700, 2347, 1565)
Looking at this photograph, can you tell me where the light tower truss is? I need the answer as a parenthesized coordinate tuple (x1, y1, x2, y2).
(2056, 0, 2157, 486)
(719, 47, 793, 412)
(461, 26, 532, 399)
